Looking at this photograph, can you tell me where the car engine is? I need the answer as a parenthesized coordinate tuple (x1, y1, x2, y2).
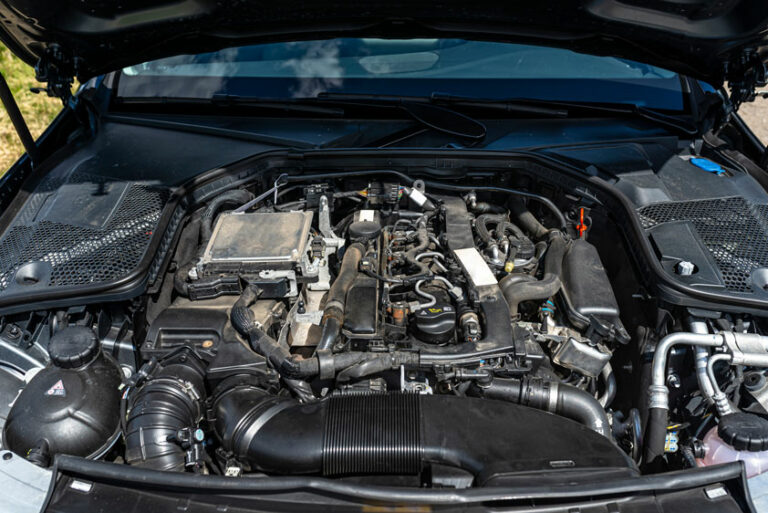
(2, 167, 768, 486)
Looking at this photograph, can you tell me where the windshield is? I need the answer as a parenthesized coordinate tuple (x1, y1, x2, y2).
(118, 38, 685, 110)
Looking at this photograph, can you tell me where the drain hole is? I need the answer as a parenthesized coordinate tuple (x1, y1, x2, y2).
(14, 262, 48, 287)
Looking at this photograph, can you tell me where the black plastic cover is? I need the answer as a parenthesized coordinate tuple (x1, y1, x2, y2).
(48, 326, 99, 369)
(718, 412, 768, 452)
(560, 239, 621, 329)
(343, 276, 379, 336)
(414, 304, 456, 343)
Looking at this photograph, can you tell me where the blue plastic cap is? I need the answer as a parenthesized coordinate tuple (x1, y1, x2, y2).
(690, 157, 726, 176)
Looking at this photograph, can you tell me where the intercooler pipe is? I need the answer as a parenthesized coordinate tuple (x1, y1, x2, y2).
(212, 385, 629, 476)
(316, 242, 365, 352)
(124, 351, 207, 471)
(468, 376, 612, 438)
(174, 188, 255, 296)
(499, 230, 567, 316)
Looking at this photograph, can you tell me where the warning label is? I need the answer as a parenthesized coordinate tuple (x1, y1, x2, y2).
(45, 379, 66, 397)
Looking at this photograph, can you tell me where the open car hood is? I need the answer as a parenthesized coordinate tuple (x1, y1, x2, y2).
(1, 1, 768, 92)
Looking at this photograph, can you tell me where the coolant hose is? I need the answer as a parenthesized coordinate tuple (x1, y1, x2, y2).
(124, 352, 207, 471)
(500, 231, 567, 316)
(475, 214, 525, 244)
(317, 242, 365, 352)
(469, 376, 611, 438)
(510, 198, 550, 240)
(174, 189, 255, 297)
(200, 189, 255, 244)
(231, 284, 417, 380)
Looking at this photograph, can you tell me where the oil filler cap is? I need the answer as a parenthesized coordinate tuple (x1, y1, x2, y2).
(48, 326, 99, 369)
(717, 412, 768, 451)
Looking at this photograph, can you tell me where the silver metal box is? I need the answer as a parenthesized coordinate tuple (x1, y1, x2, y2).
(201, 212, 313, 270)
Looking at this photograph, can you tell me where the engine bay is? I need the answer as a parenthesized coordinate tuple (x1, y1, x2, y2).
(2, 162, 768, 487)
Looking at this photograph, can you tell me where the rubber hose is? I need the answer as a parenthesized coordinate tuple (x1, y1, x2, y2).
(402, 226, 431, 277)
(231, 285, 417, 380)
(643, 407, 668, 471)
(510, 198, 550, 240)
(317, 243, 365, 352)
(200, 189, 254, 244)
(174, 189, 254, 297)
(598, 363, 617, 408)
(470, 376, 611, 438)
(500, 231, 567, 315)
(124, 353, 207, 471)
(476, 214, 526, 243)
(470, 201, 506, 214)
(475, 214, 506, 243)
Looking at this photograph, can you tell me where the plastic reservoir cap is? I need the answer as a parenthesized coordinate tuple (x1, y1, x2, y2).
(718, 413, 768, 451)
(690, 157, 726, 176)
(48, 326, 99, 369)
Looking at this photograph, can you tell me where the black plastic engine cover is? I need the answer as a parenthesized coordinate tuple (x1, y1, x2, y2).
(561, 239, 621, 330)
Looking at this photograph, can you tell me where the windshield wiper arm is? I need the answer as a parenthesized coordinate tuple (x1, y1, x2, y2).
(431, 93, 698, 136)
(319, 92, 698, 136)
(318, 91, 568, 118)
(117, 95, 346, 116)
(316, 92, 487, 140)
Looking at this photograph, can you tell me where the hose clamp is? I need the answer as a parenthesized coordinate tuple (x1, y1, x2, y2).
(317, 349, 335, 380)
(547, 381, 559, 413)
(648, 384, 669, 410)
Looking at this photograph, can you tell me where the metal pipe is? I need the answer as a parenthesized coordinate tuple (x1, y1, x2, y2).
(649, 332, 724, 410)
(415, 252, 447, 273)
(688, 319, 716, 404)
(0, 71, 39, 164)
(414, 280, 437, 309)
(707, 353, 734, 416)
(598, 363, 617, 408)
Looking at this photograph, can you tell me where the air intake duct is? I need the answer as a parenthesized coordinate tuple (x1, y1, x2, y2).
(212, 381, 631, 477)
(124, 351, 207, 471)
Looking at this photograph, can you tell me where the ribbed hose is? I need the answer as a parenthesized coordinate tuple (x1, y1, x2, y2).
(212, 389, 629, 476)
(317, 243, 365, 352)
(500, 231, 567, 316)
(174, 189, 255, 297)
(124, 354, 206, 471)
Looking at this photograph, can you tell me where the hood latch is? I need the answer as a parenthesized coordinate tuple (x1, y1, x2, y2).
(30, 44, 78, 105)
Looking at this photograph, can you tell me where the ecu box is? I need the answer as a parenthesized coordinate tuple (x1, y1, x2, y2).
(190, 212, 315, 299)
(201, 212, 313, 273)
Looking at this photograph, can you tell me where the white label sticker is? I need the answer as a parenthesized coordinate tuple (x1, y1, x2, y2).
(69, 480, 93, 493)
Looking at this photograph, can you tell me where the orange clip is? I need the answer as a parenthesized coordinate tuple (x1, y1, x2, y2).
(577, 207, 588, 238)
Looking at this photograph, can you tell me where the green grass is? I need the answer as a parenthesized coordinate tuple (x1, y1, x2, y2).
(0, 43, 62, 173)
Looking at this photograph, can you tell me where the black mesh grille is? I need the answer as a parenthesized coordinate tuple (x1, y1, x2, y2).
(0, 180, 169, 293)
(638, 197, 768, 294)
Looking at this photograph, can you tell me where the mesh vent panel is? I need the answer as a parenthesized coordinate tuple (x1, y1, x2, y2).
(0, 181, 169, 293)
(638, 197, 768, 294)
